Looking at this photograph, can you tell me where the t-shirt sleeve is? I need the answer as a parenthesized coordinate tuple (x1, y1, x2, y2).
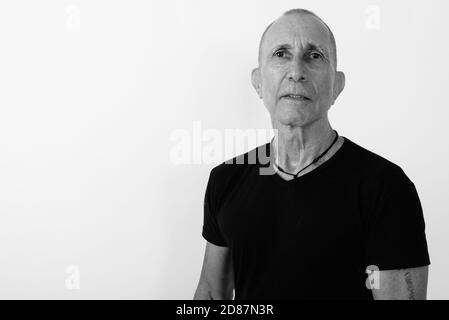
(365, 167, 430, 270)
(201, 168, 228, 247)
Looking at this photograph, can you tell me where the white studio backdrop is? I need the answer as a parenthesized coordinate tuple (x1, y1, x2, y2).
(0, 0, 447, 299)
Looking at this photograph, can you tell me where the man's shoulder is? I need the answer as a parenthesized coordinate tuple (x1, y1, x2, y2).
(343, 137, 412, 184)
(208, 143, 268, 184)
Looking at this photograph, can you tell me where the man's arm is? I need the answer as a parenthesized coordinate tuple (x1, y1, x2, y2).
(193, 241, 234, 300)
(371, 266, 429, 300)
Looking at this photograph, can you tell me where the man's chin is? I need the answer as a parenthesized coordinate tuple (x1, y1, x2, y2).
(275, 113, 309, 128)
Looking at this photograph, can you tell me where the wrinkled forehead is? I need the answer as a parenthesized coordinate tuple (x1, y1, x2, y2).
(261, 13, 332, 58)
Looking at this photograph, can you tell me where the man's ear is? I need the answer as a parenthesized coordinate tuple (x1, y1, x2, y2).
(251, 67, 263, 99)
(332, 71, 345, 104)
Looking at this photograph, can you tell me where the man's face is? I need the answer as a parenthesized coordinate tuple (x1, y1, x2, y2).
(252, 13, 344, 128)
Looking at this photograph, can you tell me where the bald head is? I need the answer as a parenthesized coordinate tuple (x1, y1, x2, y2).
(258, 9, 337, 70)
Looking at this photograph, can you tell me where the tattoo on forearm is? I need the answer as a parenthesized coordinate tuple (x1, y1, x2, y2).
(404, 271, 416, 300)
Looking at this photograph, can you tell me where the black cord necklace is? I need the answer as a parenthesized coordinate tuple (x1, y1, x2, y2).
(274, 130, 339, 179)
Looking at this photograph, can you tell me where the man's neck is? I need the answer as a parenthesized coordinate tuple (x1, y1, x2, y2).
(271, 118, 335, 174)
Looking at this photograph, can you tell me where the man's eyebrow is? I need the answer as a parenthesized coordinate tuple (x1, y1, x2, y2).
(307, 43, 329, 55)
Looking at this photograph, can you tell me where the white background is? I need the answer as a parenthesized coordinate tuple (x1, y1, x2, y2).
(0, 0, 448, 299)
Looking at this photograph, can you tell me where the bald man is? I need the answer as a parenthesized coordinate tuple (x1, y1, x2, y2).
(194, 9, 430, 300)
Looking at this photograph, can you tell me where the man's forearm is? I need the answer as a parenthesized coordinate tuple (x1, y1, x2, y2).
(193, 283, 234, 300)
(372, 266, 428, 300)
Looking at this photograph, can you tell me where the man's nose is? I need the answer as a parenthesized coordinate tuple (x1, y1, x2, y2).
(287, 59, 307, 82)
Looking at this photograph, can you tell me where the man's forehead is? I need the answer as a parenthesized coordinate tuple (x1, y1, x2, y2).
(262, 13, 331, 52)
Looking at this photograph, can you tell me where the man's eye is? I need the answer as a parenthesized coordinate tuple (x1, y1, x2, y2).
(274, 50, 286, 58)
(308, 51, 323, 59)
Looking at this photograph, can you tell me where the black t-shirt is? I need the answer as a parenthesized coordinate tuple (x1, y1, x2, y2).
(201, 136, 430, 300)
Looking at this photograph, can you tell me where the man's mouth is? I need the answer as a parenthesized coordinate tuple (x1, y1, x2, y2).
(281, 94, 311, 101)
